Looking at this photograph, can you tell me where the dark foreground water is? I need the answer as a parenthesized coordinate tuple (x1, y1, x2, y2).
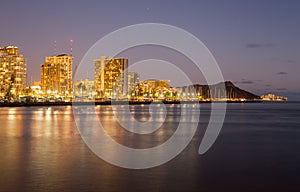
(0, 102, 300, 192)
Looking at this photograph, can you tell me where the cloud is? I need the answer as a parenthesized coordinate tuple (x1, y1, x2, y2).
(246, 43, 262, 48)
(246, 43, 275, 48)
(265, 84, 272, 87)
(276, 88, 287, 91)
(277, 72, 288, 75)
(235, 80, 254, 84)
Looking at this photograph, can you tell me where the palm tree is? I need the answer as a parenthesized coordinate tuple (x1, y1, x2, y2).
(5, 74, 15, 100)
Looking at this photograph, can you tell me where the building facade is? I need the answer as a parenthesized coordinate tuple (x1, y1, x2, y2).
(128, 72, 140, 93)
(94, 56, 128, 98)
(132, 79, 174, 99)
(40, 54, 72, 97)
(0, 46, 27, 98)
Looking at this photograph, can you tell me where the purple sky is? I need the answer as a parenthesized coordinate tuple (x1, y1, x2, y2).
(1, 0, 299, 100)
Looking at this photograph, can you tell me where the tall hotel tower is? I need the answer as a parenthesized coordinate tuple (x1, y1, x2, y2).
(40, 54, 73, 97)
(94, 56, 128, 98)
(0, 46, 27, 98)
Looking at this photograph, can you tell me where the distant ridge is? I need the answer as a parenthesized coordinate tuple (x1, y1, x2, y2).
(177, 81, 260, 100)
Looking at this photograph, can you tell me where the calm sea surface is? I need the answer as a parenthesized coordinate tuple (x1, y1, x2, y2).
(0, 102, 300, 192)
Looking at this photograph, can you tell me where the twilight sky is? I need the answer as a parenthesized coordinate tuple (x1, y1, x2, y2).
(0, 0, 299, 100)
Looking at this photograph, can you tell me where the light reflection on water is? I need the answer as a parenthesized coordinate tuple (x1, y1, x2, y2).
(0, 103, 300, 191)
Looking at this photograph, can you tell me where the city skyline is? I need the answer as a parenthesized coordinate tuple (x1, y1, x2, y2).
(0, 47, 270, 102)
(0, 0, 299, 100)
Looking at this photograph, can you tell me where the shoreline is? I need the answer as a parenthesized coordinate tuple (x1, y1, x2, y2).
(0, 100, 272, 107)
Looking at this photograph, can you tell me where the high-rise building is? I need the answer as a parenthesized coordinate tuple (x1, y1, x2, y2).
(94, 56, 128, 98)
(40, 54, 72, 97)
(0, 46, 27, 98)
(128, 72, 140, 92)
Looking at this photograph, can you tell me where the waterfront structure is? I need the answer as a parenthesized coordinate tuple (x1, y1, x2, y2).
(40, 54, 72, 98)
(74, 79, 95, 99)
(261, 93, 288, 101)
(30, 86, 42, 98)
(0, 46, 27, 98)
(21, 81, 42, 99)
(143, 80, 171, 98)
(132, 79, 175, 99)
(94, 56, 128, 98)
(144, 79, 170, 89)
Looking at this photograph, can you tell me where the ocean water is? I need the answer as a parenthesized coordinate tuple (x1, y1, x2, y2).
(0, 102, 300, 192)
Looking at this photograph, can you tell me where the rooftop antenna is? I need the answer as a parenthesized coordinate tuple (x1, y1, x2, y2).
(70, 39, 74, 56)
(54, 40, 57, 56)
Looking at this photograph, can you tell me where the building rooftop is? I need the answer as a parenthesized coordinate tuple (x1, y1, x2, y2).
(0, 46, 18, 49)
